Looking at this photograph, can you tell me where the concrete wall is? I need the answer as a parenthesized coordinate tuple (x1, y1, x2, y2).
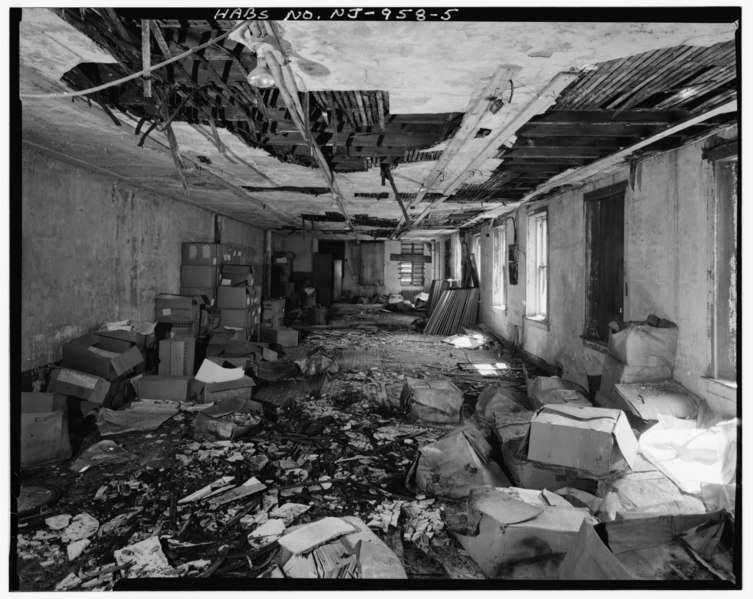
(479, 135, 734, 415)
(21, 147, 265, 370)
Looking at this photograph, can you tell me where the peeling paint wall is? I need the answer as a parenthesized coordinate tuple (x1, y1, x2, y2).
(21, 148, 264, 370)
(480, 136, 732, 412)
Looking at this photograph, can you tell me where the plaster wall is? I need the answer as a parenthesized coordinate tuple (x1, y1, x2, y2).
(480, 137, 729, 411)
(21, 148, 264, 370)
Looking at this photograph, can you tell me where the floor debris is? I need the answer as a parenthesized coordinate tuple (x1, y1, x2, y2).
(14, 312, 735, 588)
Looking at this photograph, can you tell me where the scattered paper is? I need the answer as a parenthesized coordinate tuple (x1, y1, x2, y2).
(278, 517, 356, 555)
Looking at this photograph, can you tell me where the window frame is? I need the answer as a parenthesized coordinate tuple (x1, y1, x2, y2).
(526, 208, 548, 322)
(398, 241, 426, 287)
(492, 224, 506, 309)
(709, 150, 738, 382)
(471, 233, 482, 283)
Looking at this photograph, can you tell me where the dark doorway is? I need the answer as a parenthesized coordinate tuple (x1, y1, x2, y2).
(584, 182, 626, 342)
(317, 241, 345, 303)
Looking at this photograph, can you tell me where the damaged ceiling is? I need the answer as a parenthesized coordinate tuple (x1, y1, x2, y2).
(18, 8, 738, 239)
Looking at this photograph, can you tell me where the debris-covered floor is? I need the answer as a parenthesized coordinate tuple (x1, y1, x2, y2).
(15, 307, 531, 590)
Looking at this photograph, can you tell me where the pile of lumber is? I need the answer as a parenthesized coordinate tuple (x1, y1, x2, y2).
(427, 279, 459, 317)
(423, 288, 480, 335)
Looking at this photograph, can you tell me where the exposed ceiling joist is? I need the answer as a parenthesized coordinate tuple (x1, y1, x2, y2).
(405, 71, 579, 233)
(463, 99, 737, 227)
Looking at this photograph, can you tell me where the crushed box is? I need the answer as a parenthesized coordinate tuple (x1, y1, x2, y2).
(47, 368, 112, 405)
(21, 392, 72, 468)
(451, 486, 598, 577)
(527, 404, 639, 478)
(400, 378, 464, 424)
(62, 334, 144, 380)
(134, 375, 192, 402)
(259, 327, 298, 348)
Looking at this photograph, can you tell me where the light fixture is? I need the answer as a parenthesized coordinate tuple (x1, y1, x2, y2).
(247, 48, 276, 88)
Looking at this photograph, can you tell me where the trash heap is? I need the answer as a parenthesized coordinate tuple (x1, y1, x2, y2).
(16, 316, 737, 588)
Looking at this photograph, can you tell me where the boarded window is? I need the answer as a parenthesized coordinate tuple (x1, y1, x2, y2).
(492, 225, 506, 307)
(399, 241, 425, 287)
(359, 241, 384, 286)
(584, 182, 626, 341)
(713, 156, 737, 380)
(526, 210, 548, 319)
(444, 239, 452, 279)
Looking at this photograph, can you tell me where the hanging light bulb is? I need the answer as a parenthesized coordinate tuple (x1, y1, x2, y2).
(247, 47, 276, 88)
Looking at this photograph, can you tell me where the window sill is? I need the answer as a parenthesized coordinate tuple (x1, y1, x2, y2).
(581, 337, 608, 353)
(525, 316, 549, 331)
(492, 305, 507, 312)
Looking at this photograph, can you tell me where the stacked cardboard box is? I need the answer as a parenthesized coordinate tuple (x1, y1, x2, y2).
(49, 332, 147, 408)
(180, 242, 221, 305)
(262, 298, 285, 329)
(217, 264, 260, 341)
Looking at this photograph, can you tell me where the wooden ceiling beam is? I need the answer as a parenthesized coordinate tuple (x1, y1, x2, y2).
(463, 99, 737, 228)
(516, 123, 666, 137)
(532, 110, 690, 124)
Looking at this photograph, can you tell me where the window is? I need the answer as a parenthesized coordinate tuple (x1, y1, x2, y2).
(471, 233, 481, 281)
(584, 182, 626, 342)
(399, 241, 425, 286)
(711, 150, 737, 381)
(492, 225, 506, 308)
(526, 210, 548, 320)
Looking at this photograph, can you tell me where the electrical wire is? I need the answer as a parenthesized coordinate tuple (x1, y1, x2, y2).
(19, 21, 250, 99)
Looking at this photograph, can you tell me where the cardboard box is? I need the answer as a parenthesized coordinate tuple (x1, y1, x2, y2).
(134, 375, 191, 402)
(530, 388, 592, 411)
(259, 327, 298, 348)
(170, 321, 200, 338)
(207, 356, 252, 370)
(180, 286, 216, 306)
(193, 395, 262, 440)
(220, 308, 254, 329)
(527, 405, 639, 478)
(400, 378, 464, 424)
(182, 242, 221, 266)
(501, 436, 597, 493)
(600, 354, 672, 395)
(217, 286, 254, 309)
(181, 265, 219, 288)
(220, 264, 254, 287)
(452, 486, 598, 577)
(47, 368, 112, 405)
(262, 298, 286, 314)
(261, 314, 284, 329)
(158, 337, 196, 376)
(21, 392, 72, 468)
(155, 294, 201, 323)
(94, 327, 155, 352)
(62, 334, 144, 380)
